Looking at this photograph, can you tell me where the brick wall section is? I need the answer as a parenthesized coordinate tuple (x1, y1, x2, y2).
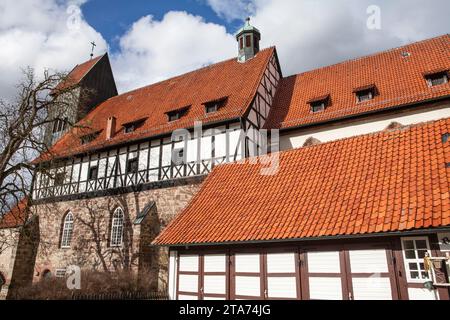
(31, 183, 201, 291)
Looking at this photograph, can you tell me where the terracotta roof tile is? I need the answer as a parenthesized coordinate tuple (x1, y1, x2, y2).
(0, 197, 28, 229)
(53, 55, 104, 92)
(266, 34, 450, 130)
(37, 48, 275, 162)
(154, 118, 450, 246)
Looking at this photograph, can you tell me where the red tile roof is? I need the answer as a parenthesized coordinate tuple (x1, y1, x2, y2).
(0, 198, 28, 229)
(53, 55, 104, 93)
(35, 48, 275, 162)
(154, 118, 450, 246)
(266, 34, 450, 130)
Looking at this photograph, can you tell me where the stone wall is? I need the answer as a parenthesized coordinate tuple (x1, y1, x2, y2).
(31, 182, 201, 291)
(0, 217, 39, 299)
(0, 228, 19, 299)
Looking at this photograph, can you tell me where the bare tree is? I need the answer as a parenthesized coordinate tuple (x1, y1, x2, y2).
(0, 67, 87, 254)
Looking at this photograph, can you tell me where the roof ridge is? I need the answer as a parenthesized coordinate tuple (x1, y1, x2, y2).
(113, 47, 275, 98)
(287, 34, 449, 78)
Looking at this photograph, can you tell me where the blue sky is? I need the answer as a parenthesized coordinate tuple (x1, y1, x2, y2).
(81, 0, 243, 53)
(0, 0, 449, 99)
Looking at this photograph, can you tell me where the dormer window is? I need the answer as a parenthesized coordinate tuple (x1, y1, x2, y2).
(354, 85, 377, 103)
(204, 97, 228, 114)
(308, 95, 330, 113)
(80, 131, 100, 145)
(311, 102, 325, 113)
(167, 106, 190, 122)
(424, 71, 448, 87)
(123, 118, 146, 134)
(52, 117, 68, 134)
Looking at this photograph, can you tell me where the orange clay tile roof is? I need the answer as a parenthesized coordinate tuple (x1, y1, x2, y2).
(53, 54, 104, 93)
(154, 118, 450, 246)
(36, 48, 275, 163)
(0, 197, 28, 229)
(266, 34, 450, 130)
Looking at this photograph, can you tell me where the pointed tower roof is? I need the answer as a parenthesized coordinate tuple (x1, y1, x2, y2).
(235, 17, 260, 39)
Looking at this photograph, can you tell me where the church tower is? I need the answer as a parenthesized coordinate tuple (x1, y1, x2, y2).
(236, 17, 261, 63)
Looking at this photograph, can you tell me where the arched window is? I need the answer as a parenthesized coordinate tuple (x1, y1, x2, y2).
(61, 212, 74, 248)
(110, 208, 124, 247)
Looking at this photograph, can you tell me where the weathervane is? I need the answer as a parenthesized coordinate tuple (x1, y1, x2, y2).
(90, 41, 96, 59)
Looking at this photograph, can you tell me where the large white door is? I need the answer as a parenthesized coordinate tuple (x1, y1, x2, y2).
(304, 245, 398, 300)
(233, 253, 264, 299)
(203, 254, 227, 300)
(177, 254, 200, 300)
(347, 249, 394, 300)
(265, 253, 299, 299)
(306, 250, 345, 300)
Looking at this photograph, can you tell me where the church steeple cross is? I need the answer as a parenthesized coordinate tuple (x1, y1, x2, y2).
(90, 41, 97, 59)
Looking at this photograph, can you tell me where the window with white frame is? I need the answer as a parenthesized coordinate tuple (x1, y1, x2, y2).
(401, 237, 431, 283)
(110, 208, 124, 247)
(55, 268, 67, 278)
(61, 212, 74, 248)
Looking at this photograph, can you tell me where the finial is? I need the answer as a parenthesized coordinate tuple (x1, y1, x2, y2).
(90, 41, 97, 59)
(245, 17, 251, 25)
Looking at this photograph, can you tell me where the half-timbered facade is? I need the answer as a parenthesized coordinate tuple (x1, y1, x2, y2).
(32, 48, 281, 202)
(154, 118, 450, 300)
(29, 20, 283, 288)
(22, 20, 450, 298)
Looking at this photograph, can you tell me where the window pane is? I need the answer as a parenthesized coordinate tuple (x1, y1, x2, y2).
(410, 271, 419, 279)
(405, 250, 416, 259)
(416, 240, 427, 249)
(403, 240, 415, 250)
(417, 250, 428, 259)
(421, 272, 430, 279)
(409, 263, 418, 271)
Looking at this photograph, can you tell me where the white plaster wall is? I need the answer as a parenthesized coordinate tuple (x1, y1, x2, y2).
(168, 250, 177, 300)
(280, 103, 450, 151)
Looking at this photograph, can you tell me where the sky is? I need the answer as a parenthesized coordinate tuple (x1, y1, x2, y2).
(0, 0, 449, 100)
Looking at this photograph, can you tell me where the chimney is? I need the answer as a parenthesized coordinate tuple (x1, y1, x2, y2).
(106, 116, 116, 140)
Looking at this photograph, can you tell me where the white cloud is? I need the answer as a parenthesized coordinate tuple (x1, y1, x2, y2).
(205, 0, 255, 22)
(111, 11, 236, 93)
(208, 0, 450, 76)
(0, 0, 107, 101)
(1, 0, 449, 101)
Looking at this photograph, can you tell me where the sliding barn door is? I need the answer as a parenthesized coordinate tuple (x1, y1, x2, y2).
(345, 246, 398, 300)
(302, 245, 399, 300)
(232, 253, 265, 299)
(303, 249, 347, 300)
(177, 254, 201, 300)
(265, 252, 300, 299)
(202, 254, 228, 300)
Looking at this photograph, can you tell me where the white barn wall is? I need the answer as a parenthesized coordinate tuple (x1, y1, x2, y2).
(280, 102, 450, 151)
(168, 251, 177, 300)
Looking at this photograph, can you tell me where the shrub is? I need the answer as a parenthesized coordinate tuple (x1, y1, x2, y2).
(10, 269, 154, 300)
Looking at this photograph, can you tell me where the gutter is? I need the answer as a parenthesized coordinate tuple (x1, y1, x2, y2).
(152, 227, 450, 248)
